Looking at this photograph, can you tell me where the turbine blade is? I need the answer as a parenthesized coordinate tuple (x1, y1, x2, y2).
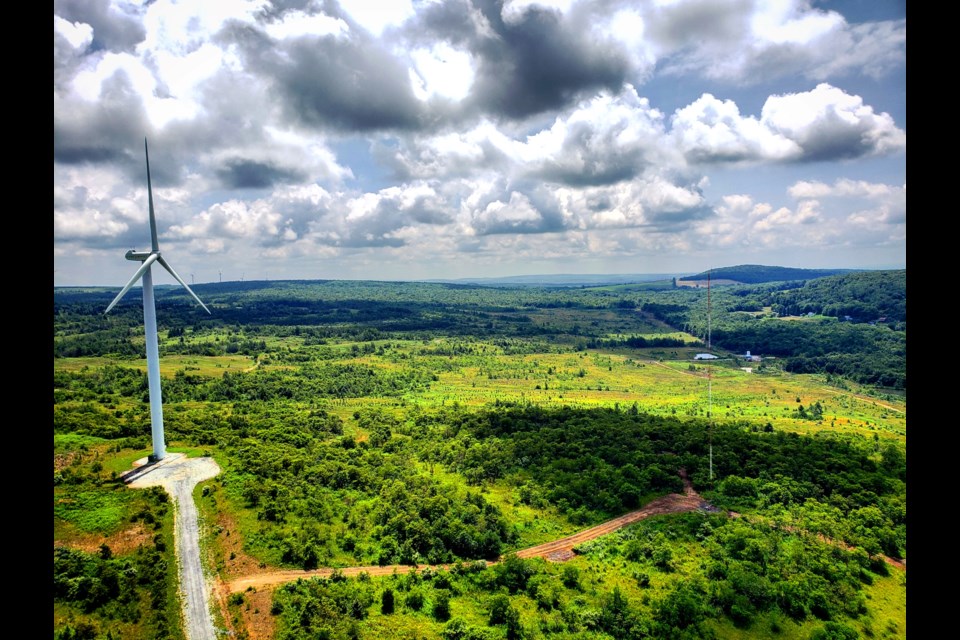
(158, 255, 211, 314)
(145, 138, 159, 252)
(105, 253, 159, 314)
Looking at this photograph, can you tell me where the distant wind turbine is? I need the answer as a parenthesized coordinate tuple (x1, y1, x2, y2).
(104, 139, 211, 462)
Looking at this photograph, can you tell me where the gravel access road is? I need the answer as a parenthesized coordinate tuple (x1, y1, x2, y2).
(127, 454, 222, 640)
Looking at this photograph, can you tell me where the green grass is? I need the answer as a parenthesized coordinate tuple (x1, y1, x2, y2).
(54, 486, 132, 533)
(413, 460, 580, 551)
(856, 568, 907, 639)
(53, 433, 109, 450)
(55, 354, 256, 376)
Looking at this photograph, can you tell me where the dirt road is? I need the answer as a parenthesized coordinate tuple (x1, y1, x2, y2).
(226, 471, 712, 593)
(126, 454, 222, 640)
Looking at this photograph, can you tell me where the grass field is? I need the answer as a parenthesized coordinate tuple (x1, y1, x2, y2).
(55, 354, 258, 376)
(54, 335, 906, 443)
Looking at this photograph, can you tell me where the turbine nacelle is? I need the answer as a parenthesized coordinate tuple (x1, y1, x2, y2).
(125, 250, 156, 262)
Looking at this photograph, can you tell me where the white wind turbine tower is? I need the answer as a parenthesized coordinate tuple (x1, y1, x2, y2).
(105, 139, 211, 462)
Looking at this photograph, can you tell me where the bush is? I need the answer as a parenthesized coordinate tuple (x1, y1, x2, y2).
(433, 590, 452, 621)
(381, 588, 395, 614)
(561, 565, 580, 590)
(405, 590, 424, 611)
(488, 594, 511, 625)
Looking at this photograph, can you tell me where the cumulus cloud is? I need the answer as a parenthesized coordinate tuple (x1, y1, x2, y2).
(672, 93, 799, 163)
(647, 0, 905, 83)
(53, 164, 186, 249)
(761, 84, 905, 160)
(384, 85, 677, 186)
(788, 178, 906, 226)
(336, 184, 453, 247)
(673, 84, 905, 164)
(521, 87, 671, 186)
(468, 190, 561, 235)
(374, 120, 515, 180)
(409, 41, 476, 102)
(255, 32, 424, 131)
(789, 178, 901, 200)
(701, 175, 906, 257)
(54, 0, 146, 53)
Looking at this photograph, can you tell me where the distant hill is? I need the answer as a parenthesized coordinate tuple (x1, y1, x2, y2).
(425, 273, 687, 287)
(680, 265, 857, 285)
(768, 269, 906, 322)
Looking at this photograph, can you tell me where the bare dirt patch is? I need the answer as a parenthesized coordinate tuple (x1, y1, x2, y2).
(235, 587, 277, 640)
(54, 452, 83, 472)
(213, 509, 267, 580)
(56, 521, 154, 556)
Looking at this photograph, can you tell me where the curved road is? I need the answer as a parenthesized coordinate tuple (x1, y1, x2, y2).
(126, 454, 222, 640)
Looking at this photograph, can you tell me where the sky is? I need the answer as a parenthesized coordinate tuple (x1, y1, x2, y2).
(53, 0, 906, 286)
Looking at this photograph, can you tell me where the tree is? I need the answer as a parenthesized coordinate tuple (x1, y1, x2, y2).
(488, 594, 510, 625)
(601, 587, 632, 638)
(405, 590, 424, 611)
(433, 590, 452, 621)
(504, 604, 523, 640)
(381, 588, 395, 614)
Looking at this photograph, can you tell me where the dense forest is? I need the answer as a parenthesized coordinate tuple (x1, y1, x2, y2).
(680, 265, 855, 284)
(54, 272, 906, 639)
(643, 270, 906, 390)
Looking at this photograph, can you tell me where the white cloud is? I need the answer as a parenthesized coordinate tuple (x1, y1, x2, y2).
(788, 179, 901, 200)
(340, 0, 416, 36)
(761, 83, 905, 158)
(645, 0, 904, 83)
(520, 86, 670, 182)
(672, 85, 905, 164)
(71, 51, 156, 102)
(54, 15, 93, 50)
(501, 0, 576, 24)
(54, 209, 129, 239)
(749, 0, 844, 45)
(263, 10, 348, 40)
(409, 42, 476, 101)
(472, 191, 542, 230)
(54, 0, 906, 282)
(788, 178, 906, 227)
(702, 176, 905, 257)
(806, 19, 906, 81)
(169, 199, 286, 242)
(140, 0, 268, 54)
(672, 93, 799, 163)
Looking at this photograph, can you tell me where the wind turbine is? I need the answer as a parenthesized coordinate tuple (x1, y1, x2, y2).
(105, 139, 211, 462)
